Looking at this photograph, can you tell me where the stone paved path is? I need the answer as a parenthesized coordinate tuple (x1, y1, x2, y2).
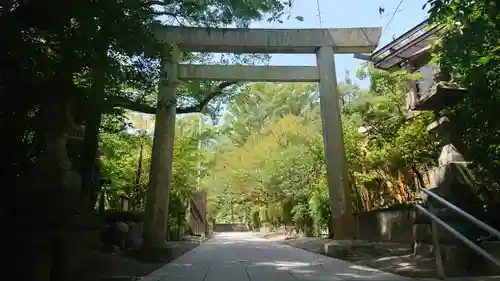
(140, 232, 417, 281)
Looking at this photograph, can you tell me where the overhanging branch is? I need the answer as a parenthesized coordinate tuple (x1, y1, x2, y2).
(111, 81, 237, 114)
(186, 81, 236, 112)
(110, 96, 156, 114)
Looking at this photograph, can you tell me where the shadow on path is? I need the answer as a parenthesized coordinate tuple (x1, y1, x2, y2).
(140, 232, 415, 281)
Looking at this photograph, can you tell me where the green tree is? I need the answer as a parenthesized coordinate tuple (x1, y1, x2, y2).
(348, 64, 439, 207)
(99, 113, 214, 233)
(221, 83, 319, 145)
(2, 0, 295, 196)
(427, 0, 500, 197)
(205, 62, 439, 236)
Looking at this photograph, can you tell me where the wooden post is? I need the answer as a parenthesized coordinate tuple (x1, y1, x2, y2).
(143, 45, 180, 248)
(316, 46, 354, 239)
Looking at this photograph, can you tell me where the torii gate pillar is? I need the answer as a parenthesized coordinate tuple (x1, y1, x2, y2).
(144, 26, 381, 247)
(143, 46, 180, 248)
(316, 46, 354, 238)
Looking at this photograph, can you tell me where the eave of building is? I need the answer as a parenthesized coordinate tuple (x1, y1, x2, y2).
(355, 19, 444, 70)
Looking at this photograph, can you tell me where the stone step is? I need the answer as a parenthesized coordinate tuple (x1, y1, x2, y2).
(322, 240, 500, 278)
(416, 241, 500, 276)
(420, 276, 500, 281)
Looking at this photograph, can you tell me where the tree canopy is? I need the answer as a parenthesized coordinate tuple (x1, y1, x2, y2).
(1, 0, 294, 194)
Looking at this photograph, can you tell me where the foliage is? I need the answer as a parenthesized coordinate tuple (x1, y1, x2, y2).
(206, 70, 438, 235)
(351, 64, 438, 191)
(99, 131, 152, 210)
(308, 178, 331, 236)
(2, 0, 295, 193)
(98, 113, 213, 238)
(426, 0, 500, 196)
(2, 0, 303, 253)
(221, 83, 319, 145)
(100, 111, 211, 210)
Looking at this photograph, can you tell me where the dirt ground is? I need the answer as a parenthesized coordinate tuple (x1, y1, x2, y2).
(76, 240, 201, 281)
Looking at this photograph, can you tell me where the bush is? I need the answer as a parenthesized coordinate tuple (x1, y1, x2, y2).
(291, 203, 314, 236)
(308, 181, 331, 236)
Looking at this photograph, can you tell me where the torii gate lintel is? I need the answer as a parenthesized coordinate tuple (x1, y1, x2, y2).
(155, 26, 381, 54)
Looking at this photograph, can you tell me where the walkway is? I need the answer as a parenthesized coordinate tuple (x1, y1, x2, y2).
(140, 232, 416, 281)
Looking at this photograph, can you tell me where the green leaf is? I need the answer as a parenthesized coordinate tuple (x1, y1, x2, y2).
(479, 56, 491, 65)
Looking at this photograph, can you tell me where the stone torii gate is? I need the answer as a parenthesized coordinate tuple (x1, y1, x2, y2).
(144, 26, 382, 247)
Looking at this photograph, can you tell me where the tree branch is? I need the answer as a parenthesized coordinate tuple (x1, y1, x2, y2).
(146, 0, 175, 6)
(151, 11, 179, 17)
(110, 81, 237, 114)
(185, 81, 236, 112)
(110, 96, 156, 114)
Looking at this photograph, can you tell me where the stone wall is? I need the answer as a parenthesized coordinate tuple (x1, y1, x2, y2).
(214, 223, 250, 232)
(354, 205, 415, 244)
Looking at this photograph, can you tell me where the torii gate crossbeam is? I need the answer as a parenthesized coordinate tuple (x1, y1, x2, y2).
(143, 26, 382, 247)
(155, 26, 381, 54)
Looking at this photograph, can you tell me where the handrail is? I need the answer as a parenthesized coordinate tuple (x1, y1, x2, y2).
(415, 205, 500, 267)
(416, 189, 500, 279)
(422, 188, 500, 240)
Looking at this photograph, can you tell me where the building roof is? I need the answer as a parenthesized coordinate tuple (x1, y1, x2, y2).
(361, 19, 443, 70)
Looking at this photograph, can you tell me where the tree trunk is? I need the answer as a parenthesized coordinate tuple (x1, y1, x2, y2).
(412, 165, 427, 191)
(327, 216, 334, 238)
(177, 211, 182, 241)
(349, 172, 364, 212)
(230, 203, 234, 223)
(135, 143, 144, 185)
(82, 38, 107, 209)
(33, 101, 73, 190)
(80, 108, 102, 208)
(99, 188, 106, 215)
(130, 144, 144, 210)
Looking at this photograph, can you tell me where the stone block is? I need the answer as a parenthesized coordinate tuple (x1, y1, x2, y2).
(324, 240, 365, 258)
(126, 221, 144, 249)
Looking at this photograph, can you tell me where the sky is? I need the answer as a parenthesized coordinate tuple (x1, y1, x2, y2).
(250, 0, 429, 88)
